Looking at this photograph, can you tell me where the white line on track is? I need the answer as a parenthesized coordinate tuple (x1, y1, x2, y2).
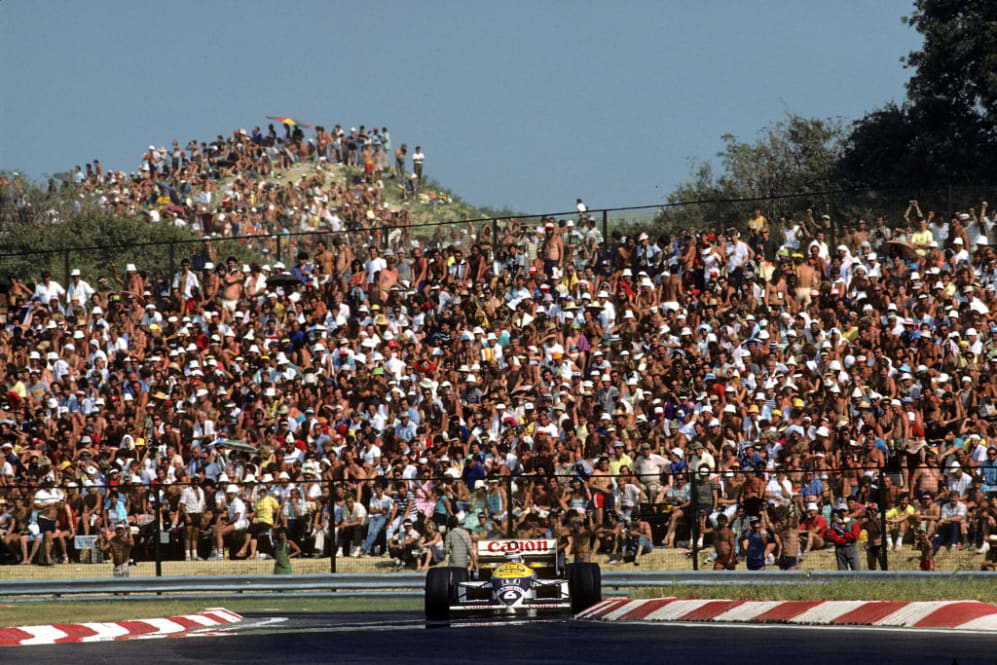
(605, 620, 993, 638)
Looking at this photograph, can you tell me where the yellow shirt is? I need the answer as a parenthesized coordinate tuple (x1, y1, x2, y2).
(254, 494, 281, 526)
(608, 454, 633, 476)
(886, 504, 915, 521)
(911, 230, 933, 255)
(747, 214, 768, 234)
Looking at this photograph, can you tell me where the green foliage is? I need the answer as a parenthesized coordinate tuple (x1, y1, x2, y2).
(654, 114, 846, 234)
(0, 183, 257, 286)
(902, 1, 997, 124)
(838, 1, 997, 189)
(660, 2, 997, 229)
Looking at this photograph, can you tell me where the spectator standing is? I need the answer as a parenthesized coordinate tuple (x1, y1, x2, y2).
(828, 504, 861, 570)
(33, 476, 63, 567)
(395, 144, 407, 180)
(363, 483, 393, 556)
(444, 515, 474, 570)
(741, 515, 771, 570)
(412, 146, 424, 181)
(99, 524, 133, 578)
(272, 527, 300, 575)
(861, 503, 883, 570)
(180, 477, 206, 561)
(380, 127, 391, 169)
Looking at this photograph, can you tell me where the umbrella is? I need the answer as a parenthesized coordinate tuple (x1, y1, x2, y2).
(885, 239, 918, 259)
(266, 273, 304, 289)
(211, 439, 258, 454)
(266, 116, 313, 129)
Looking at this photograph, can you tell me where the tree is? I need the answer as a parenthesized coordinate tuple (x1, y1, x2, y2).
(656, 114, 845, 233)
(838, 1, 997, 189)
(903, 1, 997, 126)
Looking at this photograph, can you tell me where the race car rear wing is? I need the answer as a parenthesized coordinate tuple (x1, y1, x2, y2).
(476, 539, 558, 571)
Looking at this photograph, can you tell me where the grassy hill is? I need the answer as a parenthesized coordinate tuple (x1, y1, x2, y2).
(0, 161, 522, 285)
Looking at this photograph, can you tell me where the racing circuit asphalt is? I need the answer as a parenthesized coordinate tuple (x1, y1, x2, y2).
(9, 610, 996, 664)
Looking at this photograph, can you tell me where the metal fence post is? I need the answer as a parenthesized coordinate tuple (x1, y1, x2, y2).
(878, 467, 889, 571)
(330, 480, 337, 574)
(601, 209, 608, 242)
(62, 249, 70, 287)
(689, 470, 699, 571)
(168, 241, 175, 280)
(276, 235, 283, 264)
(154, 487, 163, 577)
(505, 474, 514, 539)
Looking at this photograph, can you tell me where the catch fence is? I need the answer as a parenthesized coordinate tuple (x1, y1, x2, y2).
(0, 464, 986, 583)
(4, 183, 997, 288)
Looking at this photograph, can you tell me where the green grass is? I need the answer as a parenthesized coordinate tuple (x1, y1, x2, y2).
(273, 161, 494, 232)
(631, 579, 997, 604)
(0, 596, 421, 628)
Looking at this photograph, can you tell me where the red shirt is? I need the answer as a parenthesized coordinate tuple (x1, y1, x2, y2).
(801, 514, 828, 538)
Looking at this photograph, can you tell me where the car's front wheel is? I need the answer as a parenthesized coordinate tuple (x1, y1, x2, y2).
(425, 566, 468, 620)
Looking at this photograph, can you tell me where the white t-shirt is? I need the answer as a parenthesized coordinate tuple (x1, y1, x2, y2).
(365, 257, 387, 285)
(34, 280, 65, 306)
(726, 241, 749, 273)
(181, 486, 206, 514)
(34, 488, 63, 508)
(227, 496, 249, 530)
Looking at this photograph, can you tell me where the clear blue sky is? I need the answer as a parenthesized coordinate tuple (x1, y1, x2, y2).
(1, 1, 922, 213)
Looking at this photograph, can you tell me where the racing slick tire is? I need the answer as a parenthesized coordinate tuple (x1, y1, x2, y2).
(425, 566, 468, 620)
(567, 562, 602, 614)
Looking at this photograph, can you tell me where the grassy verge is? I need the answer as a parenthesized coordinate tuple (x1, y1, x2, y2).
(0, 541, 983, 580)
(0, 596, 421, 628)
(631, 579, 997, 604)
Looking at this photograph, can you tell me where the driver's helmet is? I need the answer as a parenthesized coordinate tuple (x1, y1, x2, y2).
(504, 551, 525, 564)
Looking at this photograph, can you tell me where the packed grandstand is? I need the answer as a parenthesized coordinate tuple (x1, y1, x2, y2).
(0, 120, 995, 575)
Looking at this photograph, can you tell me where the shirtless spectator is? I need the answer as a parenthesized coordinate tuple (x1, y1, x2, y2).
(587, 456, 614, 526)
(915, 494, 941, 540)
(772, 508, 801, 570)
(99, 524, 134, 578)
(711, 513, 736, 570)
(567, 516, 595, 563)
(221, 256, 244, 314)
(542, 221, 564, 277)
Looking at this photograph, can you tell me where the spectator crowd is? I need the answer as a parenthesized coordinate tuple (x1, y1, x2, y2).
(0, 124, 996, 575)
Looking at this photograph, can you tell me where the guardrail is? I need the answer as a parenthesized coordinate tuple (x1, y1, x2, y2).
(0, 571, 990, 601)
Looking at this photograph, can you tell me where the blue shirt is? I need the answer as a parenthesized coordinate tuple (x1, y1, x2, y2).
(745, 528, 767, 564)
(800, 478, 823, 498)
(981, 459, 997, 489)
(394, 420, 417, 442)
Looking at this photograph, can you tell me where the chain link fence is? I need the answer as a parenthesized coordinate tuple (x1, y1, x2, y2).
(5, 184, 997, 288)
(0, 465, 990, 581)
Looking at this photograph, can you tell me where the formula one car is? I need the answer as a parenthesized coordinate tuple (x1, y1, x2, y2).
(424, 538, 601, 620)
